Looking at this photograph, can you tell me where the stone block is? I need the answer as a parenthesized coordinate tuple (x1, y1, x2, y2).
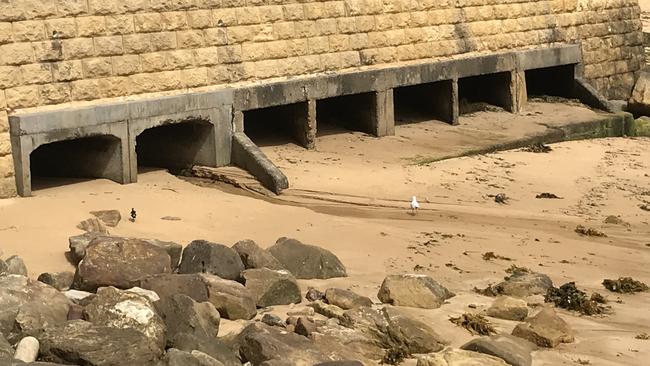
(161, 12, 189, 31)
(187, 10, 212, 29)
(45, 18, 77, 39)
(0, 66, 22, 89)
(0, 43, 34, 65)
(40, 83, 72, 104)
(177, 30, 205, 49)
(134, 13, 164, 33)
(105, 15, 134, 35)
(83, 57, 113, 78)
(150, 32, 177, 51)
(52, 60, 84, 82)
(20, 63, 52, 84)
(76, 16, 106, 37)
(112, 55, 141, 76)
(94, 35, 124, 56)
(13, 20, 46, 42)
(5, 85, 40, 108)
(62, 38, 95, 59)
(123, 34, 152, 54)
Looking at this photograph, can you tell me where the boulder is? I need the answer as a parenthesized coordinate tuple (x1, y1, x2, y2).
(68, 232, 103, 264)
(325, 288, 373, 309)
(306, 287, 326, 301)
(90, 209, 121, 227)
(5, 255, 28, 276)
(492, 272, 553, 298)
(0, 259, 7, 275)
(142, 239, 183, 270)
(232, 239, 285, 270)
(14, 336, 39, 362)
(295, 316, 317, 337)
(377, 274, 454, 309)
(73, 237, 171, 291)
(156, 294, 220, 345)
(76, 217, 109, 234)
(261, 313, 285, 327)
(461, 334, 535, 366)
(629, 71, 650, 115)
(63, 289, 94, 304)
(0, 275, 69, 342)
(178, 240, 245, 281)
(417, 348, 509, 366)
(311, 322, 384, 361)
(40, 320, 162, 365)
(139, 273, 209, 302)
(83, 286, 166, 349)
(486, 296, 528, 321)
(0, 333, 12, 360)
(161, 348, 226, 366)
(308, 300, 346, 321)
(126, 287, 161, 302)
(37, 271, 74, 291)
(511, 308, 574, 348)
(267, 237, 347, 279)
(169, 333, 241, 366)
(242, 268, 301, 307)
(200, 274, 257, 320)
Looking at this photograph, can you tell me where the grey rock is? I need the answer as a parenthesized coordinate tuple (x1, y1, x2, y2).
(377, 274, 454, 309)
(0, 332, 12, 360)
(5, 255, 27, 276)
(90, 210, 121, 227)
(261, 313, 284, 327)
(68, 232, 103, 264)
(142, 239, 183, 270)
(416, 348, 508, 366)
(493, 271, 553, 298)
(179, 240, 245, 281)
(0, 259, 7, 276)
(63, 289, 93, 304)
(242, 268, 301, 307)
(39, 320, 162, 365)
(487, 296, 529, 321)
(325, 288, 372, 309)
(511, 308, 574, 348)
(461, 334, 535, 366)
(126, 287, 160, 302)
(232, 239, 285, 270)
(37, 272, 74, 291)
(169, 333, 241, 366)
(139, 273, 209, 302)
(156, 294, 220, 346)
(267, 237, 347, 279)
(307, 300, 346, 321)
(76, 217, 109, 234)
(310, 323, 382, 361)
(306, 287, 325, 302)
(0, 275, 69, 342)
(72, 236, 171, 291)
(161, 348, 221, 366)
(200, 274, 257, 320)
(83, 286, 166, 349)
(295, 316, 317, 337)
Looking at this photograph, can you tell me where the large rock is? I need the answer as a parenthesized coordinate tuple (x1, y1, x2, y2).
(461, 334, 535, 366)
(242, 268, 301, 307)
(142, 239, 183, 270)
(511, 308, 574, 348)
(325, 288, 373, 309)
(139, 273, 209, 302)
(83, 286, 166, 349)
(37, 271, 74, 291)
(90, 210, 121, 227)
(311, 322, 384, 361)
(267, 237, 347, 279)
(232, 239, 285, 270)
(178, 240, 245, 281)
(161, 348, 226, 366)
(629, 71, 650, 115)
(40, 320, 162, 365)
(377, 274, 454, 309)
(308, 300, 346, 321)
(73, 237, 171, 291)
(169, 333, 241, 366)
(491, 271, 553, 298)
(0, 333, 12, 360)
(0, 258, 7, 275)
(77, 217, 109, 234)
(0, 275, 69, 342)
(486, 296, 528, 321)
(156, 294, 220, 345)
(68, 232, 103, 264)
(417, 348, 508, 366)
(200, 274, 256, 320)
(5, 255, 27, 276)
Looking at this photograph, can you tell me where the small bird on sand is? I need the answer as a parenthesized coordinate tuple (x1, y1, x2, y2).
(410, 196, 420, 215)
(130, 208, 137, 222)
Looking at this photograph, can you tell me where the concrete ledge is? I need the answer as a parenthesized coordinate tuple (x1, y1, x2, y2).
(231, 132, 289, 194)
(574, 77, 615, 112)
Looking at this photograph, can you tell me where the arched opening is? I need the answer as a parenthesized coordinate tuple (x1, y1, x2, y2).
(136, 120, 215, 173)
(30, 135, 122, 190)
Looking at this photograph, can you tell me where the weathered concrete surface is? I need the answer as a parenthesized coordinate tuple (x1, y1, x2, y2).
(231, 132, 288, 194)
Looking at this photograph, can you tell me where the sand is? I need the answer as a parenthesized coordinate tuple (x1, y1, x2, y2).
(0, 102, 649, 365)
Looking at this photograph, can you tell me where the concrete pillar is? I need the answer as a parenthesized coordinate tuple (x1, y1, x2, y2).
(10, 135, 32, 197)
(232, 110, 244, 133)
(372, 89, 395, 137)
(512, 70, 526, 113)
(291, 99, 317, 149)
(450, 78, 460, 125)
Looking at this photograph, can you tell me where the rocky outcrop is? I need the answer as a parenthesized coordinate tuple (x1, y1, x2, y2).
(232, 239, 285, 270)
(168, 333, 241, 366)
(461, 334, 535, 366)
(491, 271, 553, 298)
(178, 240, 245, 281)
(37, 271, 75, 291)
(156, 294, 220, 346)
(68, 232, 103, 264)
(76, 218, 109, 234)
(139, 273, 209, 302)
(242, 268, 301, 307)
(83, 286, 166, 349)
(325, 288, 373, 309)
(268, 238, 347, 279)
(142, 239, 183, 270)
(90, 210, 121, 227)
(72, 237, 171, 291)
(417, 348, 509, 366)
(4, 255, 27, 276)
(39, 320, 162, 365)
(308, 300, 346, 321)
(487, 296, 528, 321)
(0, 333, 13, 360)
(511, 308, 574, 348)
(377, 274, 454, 309)
(200, 274, 256, 320)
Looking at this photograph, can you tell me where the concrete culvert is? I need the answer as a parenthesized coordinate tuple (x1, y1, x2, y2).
(136, 120, 215, 172)
(243, 102, 312, 148)
(525, 64, 576, 99)
(394, 80, 455, 125)
(316, 92, 377, 136)
(30, 135, 122, 190)
(458, 72, 514, 114)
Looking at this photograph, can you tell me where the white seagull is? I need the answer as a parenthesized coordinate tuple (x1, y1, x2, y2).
(410, 196, 420, 215)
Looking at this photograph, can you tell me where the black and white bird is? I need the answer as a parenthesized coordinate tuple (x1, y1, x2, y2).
(130, 208, 137, 222)
(410, 196, 420, 215)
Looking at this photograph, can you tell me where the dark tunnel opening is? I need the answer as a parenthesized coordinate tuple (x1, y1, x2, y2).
(458, 72, 513, 114)
(394, 80, 455, 125)
(243, 102, 310, 147)
(316, 92, 376, 136)
(525, 64, 576, 99)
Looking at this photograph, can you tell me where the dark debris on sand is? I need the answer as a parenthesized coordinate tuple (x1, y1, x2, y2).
(482, 252, 512, 261)
(575, 225, 607, 237)
(602, 277, 649, 293)
(524, 142, 553, 153)
(536, 192, 563, 199)
(545, 282, 610, 315)
(449, 313, 496, 335)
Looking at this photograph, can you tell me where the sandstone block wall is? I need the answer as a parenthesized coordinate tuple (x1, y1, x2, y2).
(0, 0, 644, 197)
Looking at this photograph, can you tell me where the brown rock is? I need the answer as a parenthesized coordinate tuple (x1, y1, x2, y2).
(511, 308, 574, 348)
(200, 274, 256, 320)
(487, 296, 529, 321)
(90, 209, 121, 227)
(38, 271, 75, 291)
(325, 288, 373, 309)
(377, 274, 454, 309)
(242, 268, 301, 307)
(232, 239, 285, 270)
